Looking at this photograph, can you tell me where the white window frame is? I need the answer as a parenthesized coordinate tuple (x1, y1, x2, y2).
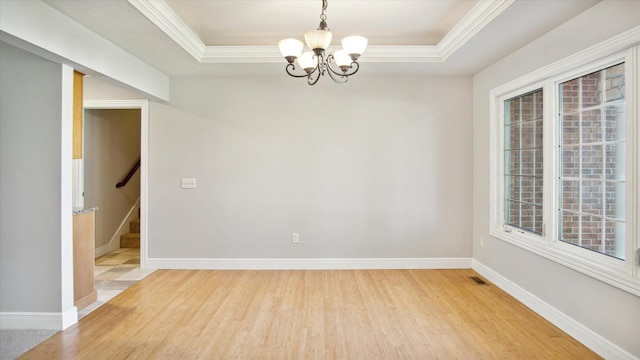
(489, 28, 640, 296)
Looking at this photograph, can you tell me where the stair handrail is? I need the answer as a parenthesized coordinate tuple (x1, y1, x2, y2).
(116, 158, 140, 188)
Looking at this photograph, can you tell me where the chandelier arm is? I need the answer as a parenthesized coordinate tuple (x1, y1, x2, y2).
(307, 69, 322, 86)
(319, 53, 326, 76)
(285, 63, 311, 78)
(346, 61, 360, 76)
(306, 54, 324, 85)
(326, 65, 349, 84)
(325, 59, 360, 78)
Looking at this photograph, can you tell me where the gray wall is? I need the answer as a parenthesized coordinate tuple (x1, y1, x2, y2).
(147, 75, 473, 259)
(472, 1, 640, 356)
(84, 109, 141, 249)
(0, 42, 64, 312)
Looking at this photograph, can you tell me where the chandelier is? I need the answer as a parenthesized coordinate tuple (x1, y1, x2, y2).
(277, 0, 368, 85)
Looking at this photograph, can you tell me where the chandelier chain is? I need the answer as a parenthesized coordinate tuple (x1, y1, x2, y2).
(320, 0, 328, 21)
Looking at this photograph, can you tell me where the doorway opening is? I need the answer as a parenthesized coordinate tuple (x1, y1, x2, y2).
(78, 100, 151, 317)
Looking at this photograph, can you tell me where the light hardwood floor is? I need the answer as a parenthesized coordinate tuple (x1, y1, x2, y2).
(20, 269, 600, 359)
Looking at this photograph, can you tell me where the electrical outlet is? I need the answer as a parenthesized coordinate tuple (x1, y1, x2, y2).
(181, 178, 196, 189)
(480, 236, 484, 248)
(292, 233, 300, 244)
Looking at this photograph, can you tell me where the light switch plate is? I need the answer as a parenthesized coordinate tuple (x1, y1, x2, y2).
(181, 178, 196, 189)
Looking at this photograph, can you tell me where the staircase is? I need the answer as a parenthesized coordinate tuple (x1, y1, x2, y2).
(120, 217, 140, 248)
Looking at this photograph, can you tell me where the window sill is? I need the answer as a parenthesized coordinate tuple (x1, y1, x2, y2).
(489, 228, 640, 297)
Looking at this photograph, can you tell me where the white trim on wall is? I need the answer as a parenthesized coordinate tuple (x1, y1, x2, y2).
(0, 308, 78, 330)
(60, 64, 78, 330)
(94, 244, 115, 260)
(84, 100, 149, 269)
(472, 260, 639, 360)
(145, 257, 472, 270)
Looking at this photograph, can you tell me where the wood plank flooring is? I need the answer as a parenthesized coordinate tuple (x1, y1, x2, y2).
(20, 269, 600, 359)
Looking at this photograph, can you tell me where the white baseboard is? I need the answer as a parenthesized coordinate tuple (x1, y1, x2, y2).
(0, 307, 78, 330)
(145, 257, 473, 270)
(95, 243, 115, 258)
(472, 259, 638, 360)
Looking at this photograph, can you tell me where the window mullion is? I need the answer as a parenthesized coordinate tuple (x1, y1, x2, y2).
(578, 77, 583, 248)
(519, 97, 523, 228)
(547, 81, 556, 245)
(600, 70, 606, 254)
(531, 96, 538, 230)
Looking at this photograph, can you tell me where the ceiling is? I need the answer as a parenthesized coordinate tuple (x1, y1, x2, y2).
(164, 0, 477, 46)
(42, 0, 600, 78)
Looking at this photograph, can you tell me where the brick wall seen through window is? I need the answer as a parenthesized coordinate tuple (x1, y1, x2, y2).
(558, 63, 626, 259)
(504, 89, 544, 234)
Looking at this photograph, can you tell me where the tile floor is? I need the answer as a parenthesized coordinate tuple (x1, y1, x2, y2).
(78, 248, 155, 319)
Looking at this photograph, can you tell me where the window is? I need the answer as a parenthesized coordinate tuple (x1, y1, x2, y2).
(489, 32, 639, 296)
(558, 64, 626, 260)
(504, 89, 544, 235)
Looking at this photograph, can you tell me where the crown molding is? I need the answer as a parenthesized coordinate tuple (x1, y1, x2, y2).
(363, 45, 442, 63)
(199, 45, 443, 64)
(128, 0, 514, 64)
(437, 0, 515, 61)
(127, 0, 205, 60)
(200, 46, 279, 63)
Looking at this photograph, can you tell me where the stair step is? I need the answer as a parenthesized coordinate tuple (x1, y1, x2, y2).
(120, 232, 140, 248)
(130, 218, 140, 233)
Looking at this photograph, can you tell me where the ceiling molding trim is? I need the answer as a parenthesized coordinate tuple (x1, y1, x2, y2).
(362, 45, 442, 63)
(437, 0, 515, 61)
(201, 46, 281, 63)
(129, 0, 512, 64)
(199, 45, 443, 64)
(127, 0, 205, 60)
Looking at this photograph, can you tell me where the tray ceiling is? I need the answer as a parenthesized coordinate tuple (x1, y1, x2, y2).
(42, 0, 600, 76)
